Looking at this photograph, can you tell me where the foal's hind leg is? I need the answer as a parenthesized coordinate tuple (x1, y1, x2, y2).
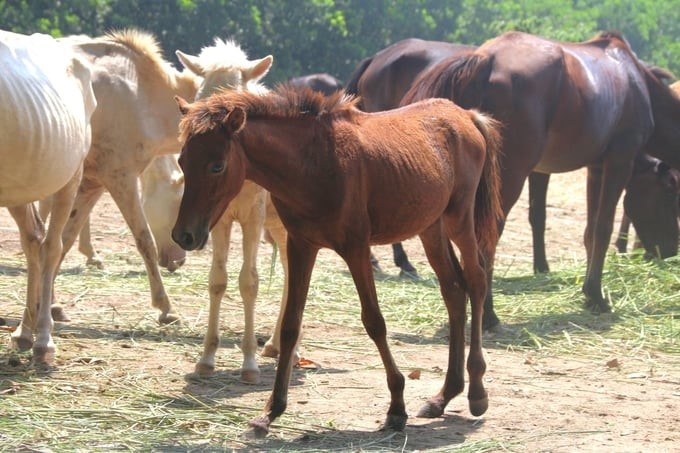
(417, 223, 468, 418)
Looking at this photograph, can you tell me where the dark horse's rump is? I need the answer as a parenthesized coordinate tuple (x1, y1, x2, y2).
(402, 30, 680, 329)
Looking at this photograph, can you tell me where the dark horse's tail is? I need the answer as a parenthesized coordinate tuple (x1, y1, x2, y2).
(344, 56, 373, 109)
(402, 51, 502, 258)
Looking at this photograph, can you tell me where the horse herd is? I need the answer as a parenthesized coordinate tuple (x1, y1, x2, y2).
(3, 27, 680, 437)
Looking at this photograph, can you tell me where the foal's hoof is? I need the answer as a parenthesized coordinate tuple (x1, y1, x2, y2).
(32, 346, 56, 367)
(86, 256, 104, 269)
(247, 416, 271, 439)
(194, 363, 216, 377)
(417, 398, 445, 418)
(398, 268, 420, 281)
(12, 335, 33, 352)
(469, 395, 489, 417)
(379, 413, 407, 431)
(51, 305, 71, 322)
(261, 343, 279, 358)
(158, 312, 181, 325)
(240, 368, 261, 385)
(482, 312, 501, 332)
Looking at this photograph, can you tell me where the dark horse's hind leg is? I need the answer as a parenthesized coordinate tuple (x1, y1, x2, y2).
(392, 242, 419, 279)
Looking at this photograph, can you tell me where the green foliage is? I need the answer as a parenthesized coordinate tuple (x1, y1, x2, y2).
(1, 0, 679, 83)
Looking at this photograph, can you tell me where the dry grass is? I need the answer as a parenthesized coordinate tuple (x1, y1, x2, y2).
(1, 225, 679, 451)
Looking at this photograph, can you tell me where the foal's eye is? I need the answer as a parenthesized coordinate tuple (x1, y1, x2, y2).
(210, 162, 225, 174)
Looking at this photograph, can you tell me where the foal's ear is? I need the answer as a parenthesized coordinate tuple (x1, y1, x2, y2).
(175, 96, 191, 115)
(223, 107, 246, 134)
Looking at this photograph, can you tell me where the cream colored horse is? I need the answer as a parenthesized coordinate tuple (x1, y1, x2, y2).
(1, 30, 97, 364)
(176, 39, 295, 383)
(52, 30, 200, 324)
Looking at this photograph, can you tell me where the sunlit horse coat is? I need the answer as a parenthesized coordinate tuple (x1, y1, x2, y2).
(1, 30, 97, 363)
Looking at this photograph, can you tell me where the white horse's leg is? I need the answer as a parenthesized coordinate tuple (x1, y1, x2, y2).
(9, 204, 45, 352)
(238, 198, 265, 384)
(261, 195, 301, 362)
(195, 217, 232, 376)
(104, 175, 180, 324)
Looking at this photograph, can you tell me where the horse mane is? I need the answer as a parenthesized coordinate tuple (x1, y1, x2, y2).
(195, 38, 251, 73)
(179, 84, 359, 141)
(104, 28, 181, 87)
(401, 51, 491, 109)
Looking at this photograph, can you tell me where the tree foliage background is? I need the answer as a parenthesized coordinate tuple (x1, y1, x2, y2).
(2, 0, 680, 84)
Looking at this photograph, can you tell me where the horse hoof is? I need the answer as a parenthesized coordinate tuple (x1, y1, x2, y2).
(416, 399, 445, 418)
(482, 313, 501, 332)
(398, 269, 419, 281)
(158, 312, 181, 325)
(12, 335, 33, 352)
(380, 413, 407, 431)
(584, 298, 612, 314)
(247, 416, 271, 438)
(194, 363, 216, 377)
(86, 256, 104, 269)
(240, 368, 261, 384)
(32, 346, 56, 367)
(469, 396, 489, 416)
(51, 305, 71, 322)
(261, 343, 279, 358)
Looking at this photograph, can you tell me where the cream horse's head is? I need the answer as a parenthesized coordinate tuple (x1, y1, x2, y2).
(176, 38, 273, 99)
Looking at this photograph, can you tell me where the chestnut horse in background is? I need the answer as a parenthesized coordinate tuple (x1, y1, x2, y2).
(345, 38, 476, 278)
(403, 31, 680, 330)
(172, 86, 502, 436)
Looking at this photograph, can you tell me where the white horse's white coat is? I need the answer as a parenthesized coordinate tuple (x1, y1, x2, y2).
(0, 30, 96, 363)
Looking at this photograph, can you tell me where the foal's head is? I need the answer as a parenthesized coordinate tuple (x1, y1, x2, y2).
(171, 96, 247, 250)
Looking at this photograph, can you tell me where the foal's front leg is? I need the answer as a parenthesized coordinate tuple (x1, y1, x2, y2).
(249, 236, 318, 437)
(344, 245, 407, 431)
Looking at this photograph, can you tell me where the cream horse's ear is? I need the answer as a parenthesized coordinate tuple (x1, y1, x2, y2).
(176, 50, 205, 76)
(175, 96, 191, 115)
(243, 55, 273, 82)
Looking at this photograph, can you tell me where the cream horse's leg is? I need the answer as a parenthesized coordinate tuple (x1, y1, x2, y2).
(195, 216, 233, 377)
(104, 174, 180, 324)
(261, 194, 301, 362)
(9, 203, 45, 352)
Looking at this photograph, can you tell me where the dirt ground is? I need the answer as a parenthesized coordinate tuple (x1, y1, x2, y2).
(1, 169, 679, 452)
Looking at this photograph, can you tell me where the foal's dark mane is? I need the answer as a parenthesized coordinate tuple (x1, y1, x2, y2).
(179, 84, 358, 140)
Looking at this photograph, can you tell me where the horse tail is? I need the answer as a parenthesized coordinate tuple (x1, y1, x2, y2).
(470, 110, 504, 261)
(401, 52, 493, 109)
(344, 56, 373, 109)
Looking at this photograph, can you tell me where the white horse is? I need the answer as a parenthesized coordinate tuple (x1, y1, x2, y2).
(176, 39, 296, 383)
(1, 30, 97, 364)
(51, 30, 200, 324)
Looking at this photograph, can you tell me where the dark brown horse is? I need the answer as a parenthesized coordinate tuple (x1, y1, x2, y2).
(613, 153, 680, 257)
(287, 72, 343, 95)
(402, 31, 680, 330)
(345, 38, 476, 277)
(172, 85, 503, 435)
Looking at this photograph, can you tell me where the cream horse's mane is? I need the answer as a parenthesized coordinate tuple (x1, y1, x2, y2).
(104, 29, 188, 88)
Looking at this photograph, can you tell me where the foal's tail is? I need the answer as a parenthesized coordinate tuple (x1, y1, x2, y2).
(471, 111, 504, 260)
